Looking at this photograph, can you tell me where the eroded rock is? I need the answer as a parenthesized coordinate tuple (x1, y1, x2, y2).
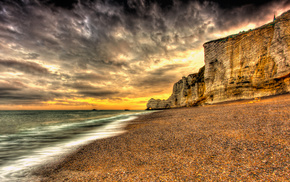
(203, 10, 290, 103)
(147, 10, 290, 109)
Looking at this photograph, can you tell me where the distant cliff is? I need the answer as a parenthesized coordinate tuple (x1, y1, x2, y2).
(147, 66, 206, 110)
(147, 10, 290, 110)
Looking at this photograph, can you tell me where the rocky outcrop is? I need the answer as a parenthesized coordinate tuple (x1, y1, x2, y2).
(147, 66, 206, 109)
(147, 10, 290, 110)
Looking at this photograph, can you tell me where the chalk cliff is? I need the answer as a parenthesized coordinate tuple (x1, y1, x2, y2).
(204, 10, 290, 103)
(147, 10, 290, 110)
(147, 66, 206, 110)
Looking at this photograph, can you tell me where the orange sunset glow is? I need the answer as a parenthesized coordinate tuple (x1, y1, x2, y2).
(0, 0, 289, 110)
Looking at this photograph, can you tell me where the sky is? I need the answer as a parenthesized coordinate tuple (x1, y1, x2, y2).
(0, 0, 289, 110)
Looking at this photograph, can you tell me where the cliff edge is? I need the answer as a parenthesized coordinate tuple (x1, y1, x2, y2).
(147, 10, 290, 110)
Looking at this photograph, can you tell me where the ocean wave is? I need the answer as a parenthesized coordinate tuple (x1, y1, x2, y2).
(0, 111, 152, 182)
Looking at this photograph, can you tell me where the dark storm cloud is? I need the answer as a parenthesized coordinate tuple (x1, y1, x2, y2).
(131, 64, 186, 89)
(78, 90, 119, 97)
(0, 93, 56, 105)
(0, 0, 289, 106)
(209, 0, 288, 9)
(0, 92, 46, 101)
(137, 73, 179, 88)
(0, 87, 59, 105)
(210, 0, 290, 31)
(22, 53, 40, 60)
(0, 81, 23, 91)
(0, 59, 50, 75)
(74, 72, 110, 81)
(0, 0, 283, 65)
(41, 0, 78, 10)
(66, 82, 101, 90)
(65, 82, 119, 98)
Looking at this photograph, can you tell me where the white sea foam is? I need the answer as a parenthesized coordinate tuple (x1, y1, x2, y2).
(0, 115, 138, 182)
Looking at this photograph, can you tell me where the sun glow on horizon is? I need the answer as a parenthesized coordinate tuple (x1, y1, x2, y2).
(0, 96, 164, 110)
(0, 1, 289, 110)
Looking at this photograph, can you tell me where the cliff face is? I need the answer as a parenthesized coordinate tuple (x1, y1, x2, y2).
(147, 66, 205, 110)
(147, 10, 290, 110)
(204, 11, 290, 103)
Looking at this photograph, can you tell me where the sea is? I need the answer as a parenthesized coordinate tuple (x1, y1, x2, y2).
(0, 110, 152, 181)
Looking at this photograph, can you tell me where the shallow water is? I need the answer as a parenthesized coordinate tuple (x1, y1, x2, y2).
(0, 110, 151, 181)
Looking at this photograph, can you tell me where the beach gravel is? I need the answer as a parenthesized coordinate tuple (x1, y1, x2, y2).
(33, 94, 290, 181)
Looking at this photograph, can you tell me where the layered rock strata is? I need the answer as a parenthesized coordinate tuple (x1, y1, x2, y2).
(147, 10, 290, 110)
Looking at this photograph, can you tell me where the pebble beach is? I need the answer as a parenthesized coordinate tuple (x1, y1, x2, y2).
(33, 94, 290, 181)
